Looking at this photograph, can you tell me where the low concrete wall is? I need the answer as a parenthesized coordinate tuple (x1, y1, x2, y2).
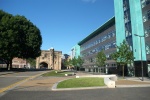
(76, 75, 117, 88)
(104, 76, 117, 88)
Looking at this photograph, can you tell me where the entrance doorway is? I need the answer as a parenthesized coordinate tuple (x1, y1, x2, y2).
(40, 62, 48, 69)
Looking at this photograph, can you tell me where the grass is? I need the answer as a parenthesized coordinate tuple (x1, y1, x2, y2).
(57, 77, 105, 88)
(42, 70, 73, 77)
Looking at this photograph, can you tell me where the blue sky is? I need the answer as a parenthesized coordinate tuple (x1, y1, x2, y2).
(0, 0, 114, 54)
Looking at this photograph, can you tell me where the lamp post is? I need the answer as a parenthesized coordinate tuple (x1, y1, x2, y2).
(134, 34, 145, 81)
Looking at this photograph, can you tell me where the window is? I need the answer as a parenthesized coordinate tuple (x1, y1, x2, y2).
(146, 44, 150, 54)
(147, 10, 150, 20)
(146, 0, 150, 5)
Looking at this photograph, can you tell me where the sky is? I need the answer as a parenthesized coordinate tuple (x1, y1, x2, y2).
(0, 0, 114, 54)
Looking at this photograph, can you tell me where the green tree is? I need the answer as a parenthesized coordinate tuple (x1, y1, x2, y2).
(111, 40, 134, 78)
(76, 56, 84, 70)
(0, 10, 18, 69)
(96, 50, 106, 68)
(26, 58, 36, 68)
(71, 57, 78, 70)
(0, 10, 42, 70)
(64, 56, 84, 71)
(63, 60, 70, 69)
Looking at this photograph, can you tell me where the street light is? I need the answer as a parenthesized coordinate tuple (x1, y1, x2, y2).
(134, 34, 145, 81)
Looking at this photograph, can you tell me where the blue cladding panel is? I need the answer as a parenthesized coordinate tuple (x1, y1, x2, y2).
(114, 0, 126, 46)
(75, 44, 80, 58)
(129, 0, 146, 61)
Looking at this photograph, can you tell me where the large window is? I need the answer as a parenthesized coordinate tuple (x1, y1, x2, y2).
(148, 10, 150, 20)
(81, 40, 116, 57)
(141, 0, 150, 8)
(81, 30, 116, 52)
(145, 25, 150, 37)
(146, 44, 150, 54)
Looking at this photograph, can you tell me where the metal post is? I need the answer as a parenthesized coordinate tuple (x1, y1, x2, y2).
(140, 37, 144, 81)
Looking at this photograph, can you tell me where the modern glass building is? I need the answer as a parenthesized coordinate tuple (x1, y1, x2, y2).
(77, 0, 150, 76)
(114, 0, 150, 76)
(78, 17, 116, 72)
(71, 44, 80, 59)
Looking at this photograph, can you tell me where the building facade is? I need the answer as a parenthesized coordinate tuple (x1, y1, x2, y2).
(36, 48, 62, 70)
(71, 44, 80, 59)
(78, 17, 116, 72)
(12, 57, 27, 68)
(114, 0, 150, 76)
(78, 0, 150, 76)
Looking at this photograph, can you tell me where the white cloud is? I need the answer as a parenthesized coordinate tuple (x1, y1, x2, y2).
(82, 0, 97, 3)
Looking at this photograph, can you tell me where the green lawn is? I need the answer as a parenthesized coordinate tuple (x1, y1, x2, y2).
(42, 70, 73, 77)
(57, 77, 105, 88)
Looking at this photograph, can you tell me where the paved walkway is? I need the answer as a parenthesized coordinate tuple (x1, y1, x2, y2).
(13, 71, 150, 91)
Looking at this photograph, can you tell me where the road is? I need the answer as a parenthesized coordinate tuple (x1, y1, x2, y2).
(0, 71, 47, 94)
(0, 71, 150, 100)
(0, 87, 150, 100)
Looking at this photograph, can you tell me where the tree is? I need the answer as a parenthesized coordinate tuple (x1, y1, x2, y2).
(76, 56, 84, 69)
(0, 10, 21, 69)
(63, 56, 84, 71)
(96, 50, 106, 67)
(111, 40, 134, 78)
(71, 57, 78, 70)
(0, 10, 42, 70)
(26, 58, 36, 68)
(63, 60, 70, 69)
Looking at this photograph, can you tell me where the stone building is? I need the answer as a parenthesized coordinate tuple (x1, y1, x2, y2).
(0, 57, 27, 68)
(12, 57, 27, 68)
(36, 48, 62, 70)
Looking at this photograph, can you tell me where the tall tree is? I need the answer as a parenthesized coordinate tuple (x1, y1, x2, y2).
(0, 10, 42, 70)
(71, 57, 78, 70)
(111, 40, 134, 78)
(0, 10, 17, 69)
(63, 60, 70, 69)
(76, 56, 84, 69)
(96, 50, 106, 68)
(26, 58, 36, 68)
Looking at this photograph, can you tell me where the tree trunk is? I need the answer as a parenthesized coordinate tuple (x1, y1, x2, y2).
(100, 68, 101, 74)
(6, 59, 13, 70)
(122, 65, 124, 79)
(7, 62, 10, 70)
(10, 60, 12, 70)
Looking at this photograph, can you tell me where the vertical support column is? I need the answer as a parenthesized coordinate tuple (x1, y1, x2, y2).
(114, 0, 126, 46)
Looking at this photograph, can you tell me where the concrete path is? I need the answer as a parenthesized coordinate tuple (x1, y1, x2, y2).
(12, 71, 150, 91)
(15, 76, 74, 91)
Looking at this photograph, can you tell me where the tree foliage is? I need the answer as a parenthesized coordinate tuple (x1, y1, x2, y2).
(63, 56, 84, 70)
(111, 40, 134, 78)
(64, 60, 69, 67)
(0, 10, 42, 70)
(64, 59, 72, 68)
(96, 50, 106, 67)
(26, 58, 36, 67)
(76, 56, 84, 68)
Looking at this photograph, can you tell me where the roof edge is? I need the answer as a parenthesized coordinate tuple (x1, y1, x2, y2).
(78, 16, 115, 45)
